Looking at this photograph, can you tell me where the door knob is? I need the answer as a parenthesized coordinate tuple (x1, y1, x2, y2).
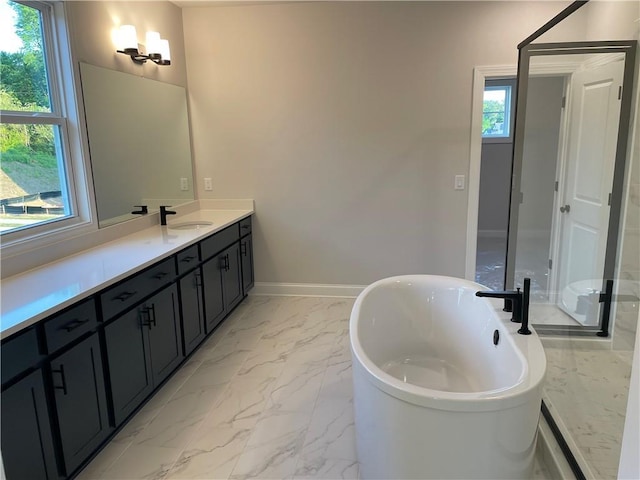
(560, 204, 571, 213)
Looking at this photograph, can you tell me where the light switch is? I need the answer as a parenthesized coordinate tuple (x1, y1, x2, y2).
(455, 175, 465, 190)
(180, 177, 189, 191)
(204, 178, 213, 191)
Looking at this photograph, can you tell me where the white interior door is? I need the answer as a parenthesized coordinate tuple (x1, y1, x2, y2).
(556, 60, 624, 325)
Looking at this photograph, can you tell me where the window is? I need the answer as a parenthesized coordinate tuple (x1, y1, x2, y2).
(0, 0, 86, 242)
(482, 79, 516, 141)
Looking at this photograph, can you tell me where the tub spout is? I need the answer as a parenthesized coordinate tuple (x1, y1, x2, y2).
(476, 278, 532, 335)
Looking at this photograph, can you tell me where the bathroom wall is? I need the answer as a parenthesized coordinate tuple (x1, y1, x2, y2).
(477, 143, 511, 237)
(67, 1, 188, 87)
(183, 1, 570, 287)
(517, 76, 564, 243)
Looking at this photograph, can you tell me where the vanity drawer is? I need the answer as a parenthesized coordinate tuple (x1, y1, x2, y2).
(1, 329, 41, 384)
(44, 299, 98, 354)
(201, 224, 240, 260)
(101, 257, 176, 321)
(176, 244, 200, 275)
(239, 216, 252, 236)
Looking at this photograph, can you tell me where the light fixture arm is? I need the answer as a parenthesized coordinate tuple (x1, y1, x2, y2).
(117, 48, 170, 66)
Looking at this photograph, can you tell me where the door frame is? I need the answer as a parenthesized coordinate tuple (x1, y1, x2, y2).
(466, 65, 516, 281)
(467, 62, 578, 284)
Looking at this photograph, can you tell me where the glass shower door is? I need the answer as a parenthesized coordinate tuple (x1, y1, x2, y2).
(508, 43, 633, 335)
(506, 40, 638, 479)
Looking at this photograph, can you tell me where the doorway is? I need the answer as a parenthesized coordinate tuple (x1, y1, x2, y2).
(475, 77, 516, 291)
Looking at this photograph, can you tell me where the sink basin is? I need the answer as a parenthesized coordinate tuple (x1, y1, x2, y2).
(168, 221, 213, 230)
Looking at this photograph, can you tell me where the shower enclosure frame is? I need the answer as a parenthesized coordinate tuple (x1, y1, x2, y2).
(506, 29, 637, 339)
(504, 2, 639, 478)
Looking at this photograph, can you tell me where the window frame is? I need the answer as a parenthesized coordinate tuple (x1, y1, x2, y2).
(482, 78, 517, 144)
(1, 1, 95, 256)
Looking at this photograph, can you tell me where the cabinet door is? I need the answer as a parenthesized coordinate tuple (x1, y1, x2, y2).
(146, 284, 183, 385)
(179, 268, 206, 356)
(240, 234, 254, 294)
(202, 255, 225, 333)
(104, 307, 153, 426)
(222, 242, 243, 312)
(50, 333, 110, 476)
(1, 370, 58, 480)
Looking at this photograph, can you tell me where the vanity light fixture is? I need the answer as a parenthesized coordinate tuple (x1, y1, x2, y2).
(116, 25, 171, 66)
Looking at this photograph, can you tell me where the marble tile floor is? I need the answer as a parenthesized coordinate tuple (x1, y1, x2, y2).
(476, 236, 579, 327)
(78, 295, 553, 480)
(542, 337, 634, 480)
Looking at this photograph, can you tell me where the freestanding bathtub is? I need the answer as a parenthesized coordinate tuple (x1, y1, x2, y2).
(350, 275, 546, 479)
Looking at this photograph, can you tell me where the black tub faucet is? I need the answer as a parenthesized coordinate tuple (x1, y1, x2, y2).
(476, 278, 532, 335)
(160, 206, 176, 226)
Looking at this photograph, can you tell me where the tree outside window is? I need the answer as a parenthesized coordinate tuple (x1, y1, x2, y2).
(0, 0, 71, 234)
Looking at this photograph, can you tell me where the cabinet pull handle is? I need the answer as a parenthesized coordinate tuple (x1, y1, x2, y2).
(150, 304, 157, 327)
(240, 241, 247, 256)
(114, 290, 137, 302)
(140, 306, 154, 329)
(52, 365, 68, 395)
(241, 225, 250, 230)
(225, 254, 230, 272)
(152, 271, 168, 280)
(180, 255, 196, 263)
(194, 271, 203, 288)
(60, 318, 89, 332)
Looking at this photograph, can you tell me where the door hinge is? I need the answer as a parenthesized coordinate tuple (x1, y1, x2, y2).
(618, 86, 622, 100)
(561, 96, 566, 108)
(554, 181, 559, 192)
(549, 259, 553, 270)
(608, 193, 612, 206)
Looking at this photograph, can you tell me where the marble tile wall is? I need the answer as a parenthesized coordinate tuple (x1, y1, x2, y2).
(613, 154, 640, 351)
(77, 295, 552, 480)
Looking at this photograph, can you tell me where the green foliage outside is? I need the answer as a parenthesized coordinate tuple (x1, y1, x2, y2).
(1, 0, 59, 197)
(482, 99, 506, 136)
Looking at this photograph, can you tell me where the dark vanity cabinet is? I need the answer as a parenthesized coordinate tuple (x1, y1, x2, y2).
(49, 333, 109, 475)
(102, 260, 182, 427)
(0, 214, 254, 480)
(45, 299, 110, 476)
(240, 217, 254, 292)
(177, 245, 206, 356)
(201, 223, 243, 333)
(1, 330, 57, 480)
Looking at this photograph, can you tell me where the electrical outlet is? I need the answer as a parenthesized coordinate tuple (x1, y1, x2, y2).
(204, 178, 213, 191)
(454, 175, 465, 190)
(180, 177, 189, 191)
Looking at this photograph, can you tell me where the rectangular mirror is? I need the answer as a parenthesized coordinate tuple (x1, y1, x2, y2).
(79, 62, 195, 227)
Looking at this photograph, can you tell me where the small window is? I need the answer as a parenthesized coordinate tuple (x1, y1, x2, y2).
(0, 0, 78, 236)
(482, 79, 516, 141)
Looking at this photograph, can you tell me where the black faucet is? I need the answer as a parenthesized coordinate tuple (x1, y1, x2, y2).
(476, 277, 531, 335)
(159, 206, 176, 226)
(131, 205, 148, 215)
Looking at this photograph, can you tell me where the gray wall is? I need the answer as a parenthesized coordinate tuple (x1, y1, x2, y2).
(519, 76, 565, 238)
(478, 143, 512, 236)
(183, 1, 569, 286)
(67, 1, 188, 87)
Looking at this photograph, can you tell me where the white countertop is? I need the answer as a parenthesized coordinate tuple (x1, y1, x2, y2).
(0, 208, 253, 339)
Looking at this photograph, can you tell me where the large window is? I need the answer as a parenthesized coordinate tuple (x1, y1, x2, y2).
(482, 79, 516, 141)
(0, 0, 80, 238)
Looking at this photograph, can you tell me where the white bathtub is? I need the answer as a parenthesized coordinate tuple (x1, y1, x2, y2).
(350, 275, 546, 479)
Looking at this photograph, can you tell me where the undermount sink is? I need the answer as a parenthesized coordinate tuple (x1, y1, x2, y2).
(168, 221, 213, 230)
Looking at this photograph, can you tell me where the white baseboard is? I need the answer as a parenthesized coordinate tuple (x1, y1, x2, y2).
(251, 282, 366, 298)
